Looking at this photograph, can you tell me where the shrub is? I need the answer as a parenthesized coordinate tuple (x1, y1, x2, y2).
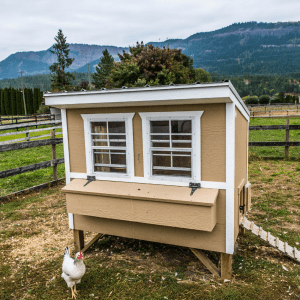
(245, 96, 259, 104)
(259, 95, 270, 104)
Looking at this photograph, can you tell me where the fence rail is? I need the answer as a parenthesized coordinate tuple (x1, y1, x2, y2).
(249, 119, 296, 158)
(0, 119, 64, 189)
(0, 114, 53, 126)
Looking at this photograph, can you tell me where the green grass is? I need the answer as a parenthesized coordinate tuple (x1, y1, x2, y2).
(249, 117, 300, 159)
(0, 124, 64, 196)
(0, 164, 300, 300)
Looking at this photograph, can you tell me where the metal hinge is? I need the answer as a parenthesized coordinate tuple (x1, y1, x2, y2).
(189, 182, 201, 196)
(83, 175, 96, 187)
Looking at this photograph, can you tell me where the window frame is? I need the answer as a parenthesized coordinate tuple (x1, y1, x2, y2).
(139, 111, 203, 183)
(81, 113, 135, 178)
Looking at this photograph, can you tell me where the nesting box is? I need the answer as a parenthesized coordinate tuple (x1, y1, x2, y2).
(45, 82, 250, 257)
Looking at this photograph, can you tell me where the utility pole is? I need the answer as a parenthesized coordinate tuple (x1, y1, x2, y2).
(88, 63, 91, 89)
(19, 71, 27, 116)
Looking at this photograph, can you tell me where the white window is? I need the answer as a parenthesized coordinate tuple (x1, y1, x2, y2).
(139, 111, 203, 183)
(81, 113, 135, 178)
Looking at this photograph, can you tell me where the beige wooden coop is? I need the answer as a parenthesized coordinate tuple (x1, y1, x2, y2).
(45, 82, 251, 279)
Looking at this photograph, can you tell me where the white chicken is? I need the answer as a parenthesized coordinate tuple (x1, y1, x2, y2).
(61, 247, 86, 299)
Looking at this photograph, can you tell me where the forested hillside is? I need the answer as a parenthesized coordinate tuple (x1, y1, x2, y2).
(150, 21, 300, 75)
(1, 72, 299, 102)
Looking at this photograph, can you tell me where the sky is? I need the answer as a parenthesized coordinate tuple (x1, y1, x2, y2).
(0, 0, 300, 62)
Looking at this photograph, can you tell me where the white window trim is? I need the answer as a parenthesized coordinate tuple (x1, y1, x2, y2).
(81, 113, 135, 179)
(139, 111, 203, 184)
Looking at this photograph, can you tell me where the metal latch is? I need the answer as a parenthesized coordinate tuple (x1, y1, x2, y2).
(189, 182, 201, 196)
(83, 175, 96, 187)
(239, 205, 245, 214)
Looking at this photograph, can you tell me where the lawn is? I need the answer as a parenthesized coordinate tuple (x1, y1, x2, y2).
(0, 160, 300, 300)
(249, 117, 300, 159)
(0, 124, 64, 196)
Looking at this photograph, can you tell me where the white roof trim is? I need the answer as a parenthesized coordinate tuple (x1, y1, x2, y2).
(44, 82, 249, 117)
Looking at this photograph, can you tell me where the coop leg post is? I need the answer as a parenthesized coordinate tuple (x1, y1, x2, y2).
(221, 253, 232, 280)
(73, 229, 84, 252)
(239, 226, 246, 235)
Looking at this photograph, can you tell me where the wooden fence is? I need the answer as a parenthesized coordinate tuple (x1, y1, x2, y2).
(0, 114, 53, 126)
(0, 120, 64, 200)
(249, 119, 299, 158)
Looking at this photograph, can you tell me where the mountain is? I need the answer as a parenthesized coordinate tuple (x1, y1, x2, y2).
(0, 44, 127, 80)
(149, 21, 300, 75)
(1, 21, 300, 80)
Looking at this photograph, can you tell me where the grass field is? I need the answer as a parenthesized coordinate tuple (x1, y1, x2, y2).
(0, 125, 64, 196)
(0, 116, 300, 299)
(0, 160, 300, 300)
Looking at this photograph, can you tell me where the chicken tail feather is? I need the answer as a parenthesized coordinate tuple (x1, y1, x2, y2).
(64, 247, 70, 257)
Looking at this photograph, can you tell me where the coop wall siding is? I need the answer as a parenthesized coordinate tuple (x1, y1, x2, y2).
(234, 108, 248, 240)
(66, 103, 226, 182)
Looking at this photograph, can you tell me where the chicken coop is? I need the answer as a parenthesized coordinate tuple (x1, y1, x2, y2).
(44, 81, 251, 279)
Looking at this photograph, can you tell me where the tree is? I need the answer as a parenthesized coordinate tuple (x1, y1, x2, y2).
(49, 29, 75, 91)
(107, 42, 195, 88)
(195, 68, 212, 82)
(92, 49, 114, 89)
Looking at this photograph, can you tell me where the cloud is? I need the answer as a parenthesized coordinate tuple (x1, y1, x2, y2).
(0, 0, 299, 61)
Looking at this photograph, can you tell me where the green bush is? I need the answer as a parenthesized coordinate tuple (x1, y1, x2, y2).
(259, 95, 270, 104)
(245, 96, 259, 104)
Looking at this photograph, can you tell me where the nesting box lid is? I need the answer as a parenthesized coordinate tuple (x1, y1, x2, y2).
(63, 179, 219, 207)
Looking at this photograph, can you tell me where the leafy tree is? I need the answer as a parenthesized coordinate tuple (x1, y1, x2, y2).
(279, 91, 285, 103)
(107, 42, 195, 88)
(195, 68, 212, 82)
(16, 89, 24, 115)
(92, 49, 114, 89)
(49, 29, 75, 91)
(259, 95, 270, 104)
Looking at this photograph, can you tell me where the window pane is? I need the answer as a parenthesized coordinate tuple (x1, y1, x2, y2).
(152, 142, 170, 148)
(153, 169, 191, 177)
(173, 152, 191, 168)
(171, 120, 191, 133)
(108, 122, 125, 133)
(150, 121, 169, 133)
(151, 135, 170, 141)
(92, 122, 107, 133)
(94, 166, 127, 173)
(94, 152, 110, 164)
(111, 153, 126, 165)
(93, 140, 108, 147)
(172, 142, 192, 148)
(152, 153, 171, 167)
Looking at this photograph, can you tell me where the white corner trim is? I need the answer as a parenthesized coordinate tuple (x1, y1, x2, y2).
(61, 109, 71, 184)
(68, 213, 74, 229)
(81, 112, 135, 178)
(229, 90, 250, 122)
(226, 103, 235, 254)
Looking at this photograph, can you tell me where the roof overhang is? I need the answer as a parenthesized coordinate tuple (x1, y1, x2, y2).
(44, 82, 250, 120)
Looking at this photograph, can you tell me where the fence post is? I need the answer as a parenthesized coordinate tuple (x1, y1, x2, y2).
(285, 119, 289, 159)
(51, 129, 58, 181)
(26, 127, 30, 141)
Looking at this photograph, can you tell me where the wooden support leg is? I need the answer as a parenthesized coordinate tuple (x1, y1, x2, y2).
(73, 229, 84, 252)
(190, 248, 221, 278)
(81, 233, 104, 253)
(221, 253, 232, 280)
(239, 226, 246, 235)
